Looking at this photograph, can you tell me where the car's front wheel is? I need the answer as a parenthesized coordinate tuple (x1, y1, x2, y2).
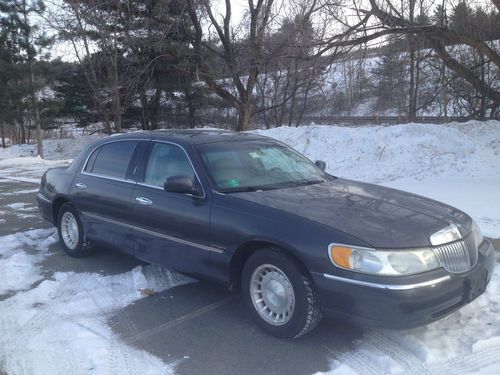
(57, 203, 95, 257)
(242, 248, 322, 338)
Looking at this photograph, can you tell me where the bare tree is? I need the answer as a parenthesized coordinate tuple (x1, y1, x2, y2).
(364, 0, 500, 115)
(187, 0, 327, 131)
(46, 0, 114, 133)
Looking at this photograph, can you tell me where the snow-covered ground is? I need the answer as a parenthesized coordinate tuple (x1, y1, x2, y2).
(0, 230, 192, 374)
(1, 120, 499, 374)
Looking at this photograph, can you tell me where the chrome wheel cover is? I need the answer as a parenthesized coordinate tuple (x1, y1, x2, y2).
(61, 211, 79, 250)
(250, 264, 295, 326)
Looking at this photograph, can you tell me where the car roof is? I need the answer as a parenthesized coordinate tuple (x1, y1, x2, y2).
(107, 129, 272, 145)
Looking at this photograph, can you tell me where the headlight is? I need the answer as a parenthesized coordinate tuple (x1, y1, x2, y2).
(429, 223, 462, 246)
(471, 220, 484, 247)
(328, 244, 440, 276)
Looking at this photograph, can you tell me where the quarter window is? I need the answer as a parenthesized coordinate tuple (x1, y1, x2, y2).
(144, 143, 195, 187)
(86, 141, 137, 179)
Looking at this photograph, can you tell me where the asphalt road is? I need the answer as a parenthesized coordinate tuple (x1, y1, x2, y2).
(0, 179, 366, 375)
(1, 178, 499, 375)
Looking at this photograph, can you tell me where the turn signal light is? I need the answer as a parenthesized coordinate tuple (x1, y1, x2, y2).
(330, 246, 352, 268)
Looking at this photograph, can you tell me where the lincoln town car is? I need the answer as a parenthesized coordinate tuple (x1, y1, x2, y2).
(37, 130, 495, 338)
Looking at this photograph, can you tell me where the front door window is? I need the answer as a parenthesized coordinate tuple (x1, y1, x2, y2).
(144, 143, 195, 188)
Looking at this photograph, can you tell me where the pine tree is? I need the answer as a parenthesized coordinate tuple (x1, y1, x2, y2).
(0, 0, 52, 156)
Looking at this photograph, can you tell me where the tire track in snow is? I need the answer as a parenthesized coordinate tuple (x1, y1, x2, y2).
(323, 331, 500, 375)
(322, 340, 386, 375)
(0, 273, 92, 375)
(366, 331, 432, 375)
(430, 343, 500, 374)
(11, 272, 92, 348)
(78, 276, 140, 375)
(0, 300, 24, 372)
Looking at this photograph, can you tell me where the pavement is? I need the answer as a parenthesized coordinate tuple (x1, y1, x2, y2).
(1, 178, 498, 375)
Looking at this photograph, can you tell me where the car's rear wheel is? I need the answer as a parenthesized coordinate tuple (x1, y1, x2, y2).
(242, 248, 322, 338)
(57, 203, 95, 257)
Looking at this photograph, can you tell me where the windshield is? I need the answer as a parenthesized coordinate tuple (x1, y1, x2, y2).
(196, 141, 328, 192)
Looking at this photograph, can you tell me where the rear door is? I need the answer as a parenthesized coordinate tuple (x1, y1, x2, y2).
(128, 141, 222, 280)
(71, 139, 146, 251)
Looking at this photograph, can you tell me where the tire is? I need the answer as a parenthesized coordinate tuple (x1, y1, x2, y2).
(57, 203, 95, 258)
(242, 248, 322, 339)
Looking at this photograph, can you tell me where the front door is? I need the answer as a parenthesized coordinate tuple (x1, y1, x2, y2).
(129, 141, 221, 279)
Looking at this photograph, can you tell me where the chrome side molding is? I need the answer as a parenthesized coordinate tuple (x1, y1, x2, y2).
(81, 211, 224, 254)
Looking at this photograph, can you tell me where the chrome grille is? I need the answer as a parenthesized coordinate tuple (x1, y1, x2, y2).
(433, 236, 478, 273)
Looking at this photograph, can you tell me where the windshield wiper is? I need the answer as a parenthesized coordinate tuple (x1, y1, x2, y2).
(283, 179, 324, 188)
(220, 180, 325, 193)
(219, 186, 267, 193)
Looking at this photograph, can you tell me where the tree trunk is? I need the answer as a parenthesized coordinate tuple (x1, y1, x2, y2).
(489, 103, 498, 119)
(102, 110, 112, 134)
(139, 89, 150, 130)
(236, 102, 252, 132)
(408, 47, 417, 122)
(19, 119, 26, 145)
(22, 0, 43, 157)
(296, 82, 311, 127)
(150, 89, 162, 130)
(408, 0, 417, 122)
(112, 92, 122, 133)
(110, 48, 122, 133)
(0, 121, 5, 148)
(184, 88, 196, 129)
(479, 53, 486, 121)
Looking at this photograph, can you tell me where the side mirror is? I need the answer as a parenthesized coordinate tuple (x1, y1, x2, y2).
(315, 160, 326, 171)
(164, 175, 201, 196)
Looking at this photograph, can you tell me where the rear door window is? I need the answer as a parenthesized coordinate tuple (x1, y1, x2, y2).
(86, 141, 138, 179)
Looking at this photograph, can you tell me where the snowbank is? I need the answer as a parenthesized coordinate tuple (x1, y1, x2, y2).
(0, 229, 56, 294)
(254, 121, 499, 182)
(0, 135, 101, 161)
(0, 156, 71, 184)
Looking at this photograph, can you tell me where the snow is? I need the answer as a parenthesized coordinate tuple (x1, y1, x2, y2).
(0, 156, 71, 184)
(0, 229, 193, 374)
(0, 229, 56, 294)
(0, 135, 101, 161)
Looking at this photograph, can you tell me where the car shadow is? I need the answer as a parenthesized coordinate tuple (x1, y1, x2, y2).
(41, 243, 148, 276)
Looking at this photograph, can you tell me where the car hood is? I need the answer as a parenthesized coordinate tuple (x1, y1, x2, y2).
(232, 178, 471, 248)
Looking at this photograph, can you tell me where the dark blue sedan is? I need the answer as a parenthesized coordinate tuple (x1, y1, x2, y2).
(37, 130, 495, 338)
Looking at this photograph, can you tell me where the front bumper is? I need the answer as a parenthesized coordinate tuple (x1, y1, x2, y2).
(312, 239, 495, 329)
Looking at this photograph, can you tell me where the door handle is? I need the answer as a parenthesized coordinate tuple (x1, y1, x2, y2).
(75, 183, 87, 190)
(135, 197, 153, 205)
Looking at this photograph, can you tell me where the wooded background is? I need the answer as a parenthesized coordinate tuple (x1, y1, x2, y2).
(1, 0, 499, 157)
